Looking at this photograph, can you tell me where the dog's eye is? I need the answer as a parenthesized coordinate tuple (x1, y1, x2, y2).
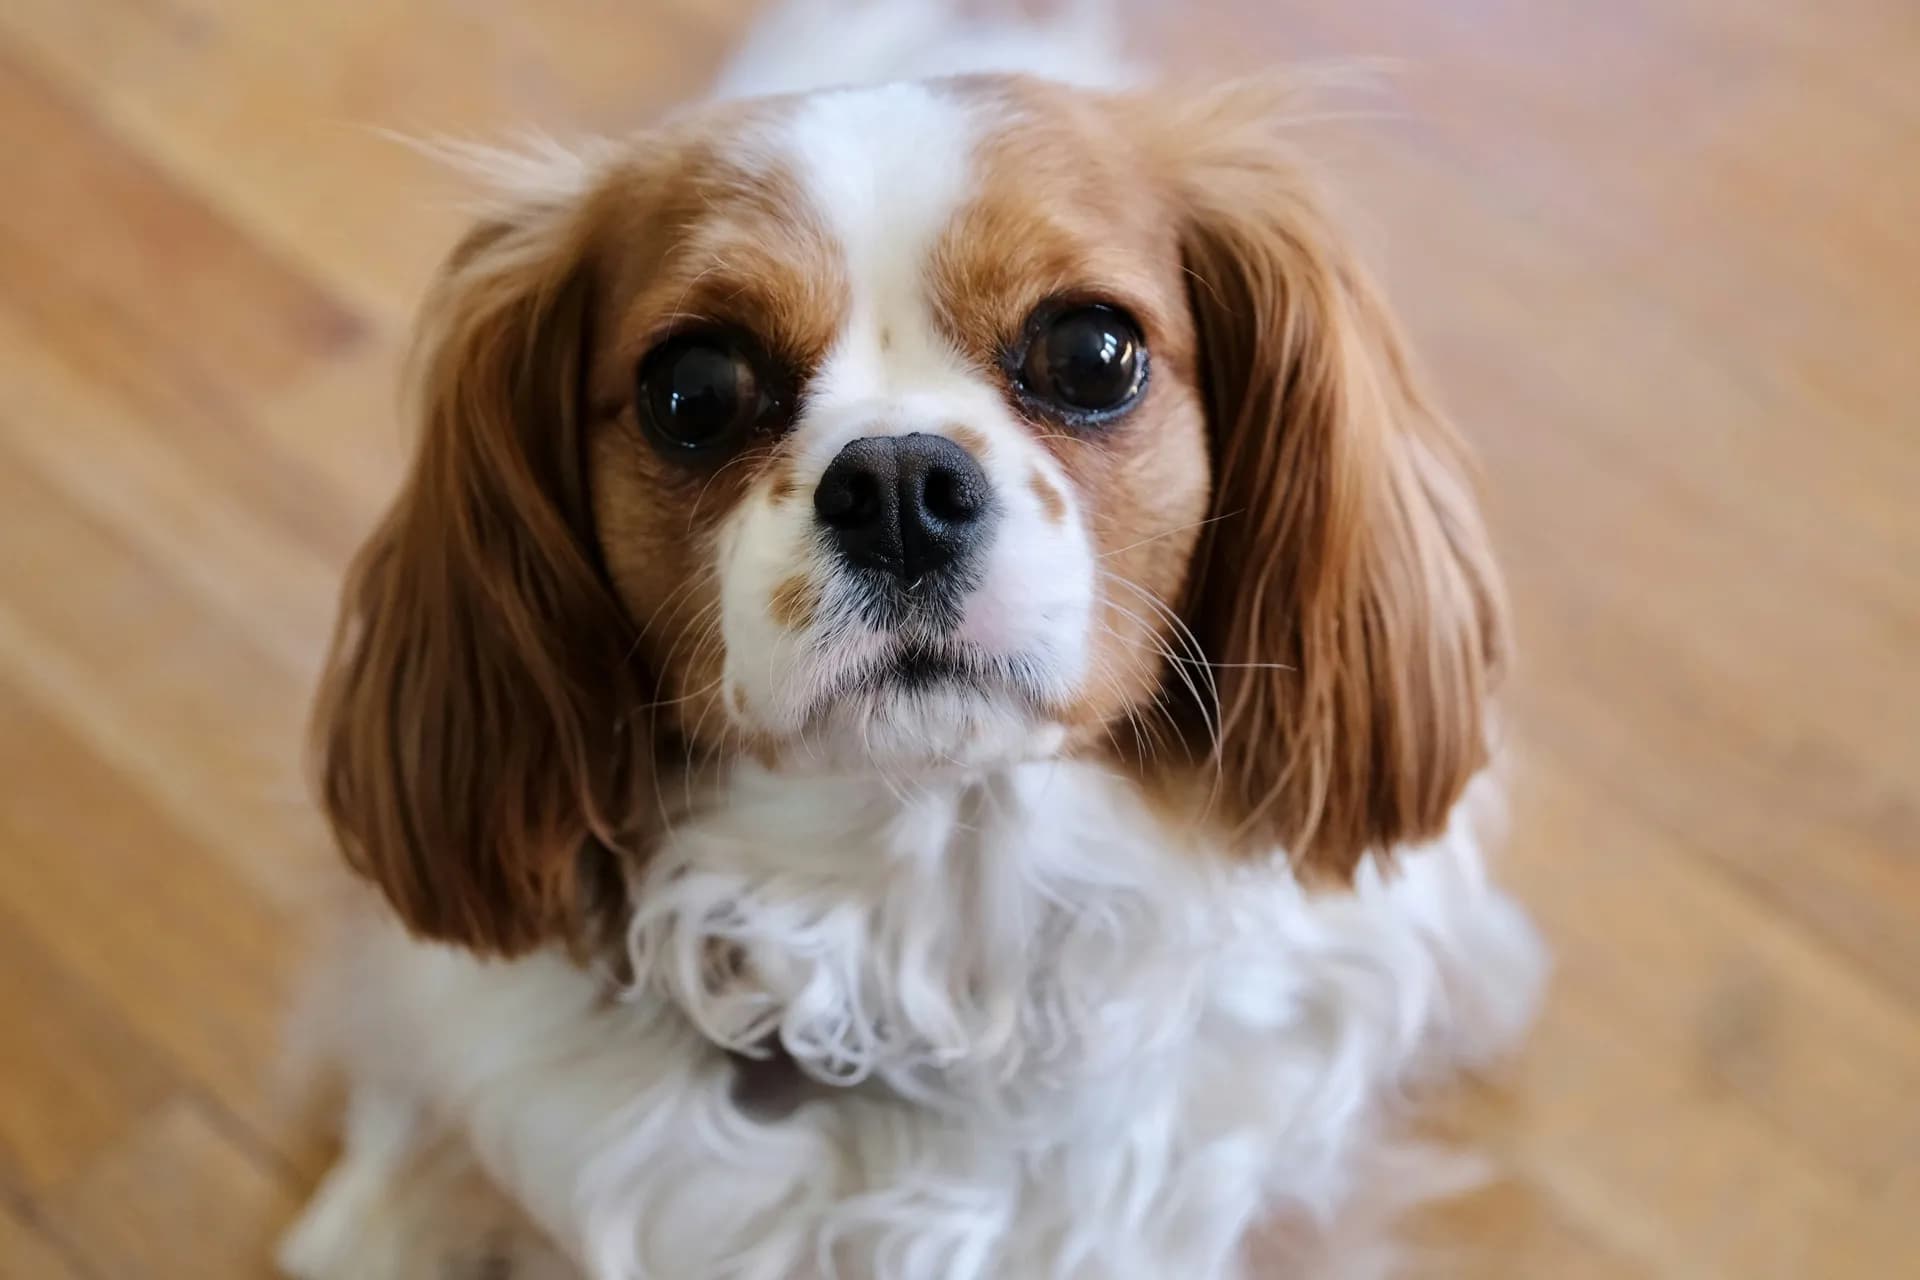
(1016, 305, 1147, 420)
(636, 334, 773, 452)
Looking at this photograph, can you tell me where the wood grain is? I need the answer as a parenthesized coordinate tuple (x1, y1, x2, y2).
(1, 2, 1914, 1275)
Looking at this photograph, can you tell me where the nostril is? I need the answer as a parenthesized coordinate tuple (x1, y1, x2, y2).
(815, 465, 881, 530)
(921, 465, 985, 524)
(815, 436, 899, 534)
(897, 433, 990, 530)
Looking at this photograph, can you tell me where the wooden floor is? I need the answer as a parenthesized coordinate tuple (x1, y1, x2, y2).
(2, 1, 1916, 1275)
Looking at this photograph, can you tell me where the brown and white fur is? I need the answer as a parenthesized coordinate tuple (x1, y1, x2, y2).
(281, 4, 1543, 1277)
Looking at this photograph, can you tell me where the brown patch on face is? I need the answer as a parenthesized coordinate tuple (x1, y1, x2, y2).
(728, 682, 748, 716)
(768, 572, 819, 632)
(594, 117, 849, 396)
(585, 103, 852, 749)
(947, 423, 990, 459)
(1027, 468, 1067, 524)
(1045, 689, 1116, 755)
(929, 82, 1184, 395)
(764, 447, 803, 504)
(929, 79, 1213, 761)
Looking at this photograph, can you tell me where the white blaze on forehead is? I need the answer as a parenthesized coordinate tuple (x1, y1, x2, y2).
(716, 81, 1096, 757)
(774, 82, 984, 408)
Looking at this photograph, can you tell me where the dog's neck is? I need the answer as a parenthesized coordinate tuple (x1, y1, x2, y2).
(656, 756, 1212, 903)
(619, 757, 1243, 1122)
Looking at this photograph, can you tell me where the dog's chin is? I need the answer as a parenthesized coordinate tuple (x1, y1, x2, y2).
(775, 648, 1069, 772)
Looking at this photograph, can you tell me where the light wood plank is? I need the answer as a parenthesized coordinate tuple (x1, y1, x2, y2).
(1418, 1176, 1654, 1280)
(0, 311, 350, 680)
(0, 669, 314, 1175)
(41, 1100, 299, 1280)
(1517, 754, 1920, 1193)
(0, 905, 179, 1192)
(0, 47, 369, 563)
(0, 0, 761, 324)
(0, 433, 333, 906)
(0, 1201, 90, 1280)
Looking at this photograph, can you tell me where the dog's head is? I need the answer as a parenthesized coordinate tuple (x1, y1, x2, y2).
(316, 76, 1507, 955)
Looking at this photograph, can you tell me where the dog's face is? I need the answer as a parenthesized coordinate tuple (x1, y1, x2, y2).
(590, 79, 1210, 771)
(318, 76, 1507, 954)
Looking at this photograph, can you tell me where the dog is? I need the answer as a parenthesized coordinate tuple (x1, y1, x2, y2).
(280, 3, 1544, 1276)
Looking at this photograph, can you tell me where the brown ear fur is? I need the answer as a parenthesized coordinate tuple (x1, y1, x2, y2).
(1156, 82, 1509, 876)
(314, 173, 645, 956)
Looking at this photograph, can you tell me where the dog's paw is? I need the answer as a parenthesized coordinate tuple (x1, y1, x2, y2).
(282, 1088, 577, 1280)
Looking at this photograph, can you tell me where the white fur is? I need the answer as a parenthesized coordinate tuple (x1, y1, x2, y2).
(291, 766, 1541, 1280)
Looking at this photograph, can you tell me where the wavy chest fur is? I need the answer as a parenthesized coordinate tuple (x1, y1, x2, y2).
(306, 762, 1539, 1280)
(634, 763, 1255, 1116)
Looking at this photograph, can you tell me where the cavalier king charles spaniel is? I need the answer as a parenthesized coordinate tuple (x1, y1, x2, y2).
(280, 4, 1544, 1277)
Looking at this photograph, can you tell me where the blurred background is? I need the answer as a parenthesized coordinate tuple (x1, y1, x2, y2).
(1, 1, 1916, 1275)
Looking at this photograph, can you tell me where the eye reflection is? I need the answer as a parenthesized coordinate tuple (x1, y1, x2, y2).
(634, 333, 775, 453)
(1016, 304, 1147, 420)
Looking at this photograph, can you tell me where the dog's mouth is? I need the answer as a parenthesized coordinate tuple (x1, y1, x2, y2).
(882, 642, 974, 689)
(802, 636, 1035, 725)
(774, 632, 1067, 769)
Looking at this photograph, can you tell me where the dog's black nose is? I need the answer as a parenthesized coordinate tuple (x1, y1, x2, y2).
(814, 433, 991, 581)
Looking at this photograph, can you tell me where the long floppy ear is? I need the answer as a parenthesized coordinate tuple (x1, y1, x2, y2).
(314, 158, 645, 956)
(1160, 82, 1509, 877)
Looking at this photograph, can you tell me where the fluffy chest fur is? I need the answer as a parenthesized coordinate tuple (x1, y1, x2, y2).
(299, 765, 1540, 1280)
(636, 762, 1272, 1113)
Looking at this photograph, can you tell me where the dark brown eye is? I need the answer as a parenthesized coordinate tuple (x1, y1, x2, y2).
(1016, 304, 1147, 420)
(636, 334, 771, 452)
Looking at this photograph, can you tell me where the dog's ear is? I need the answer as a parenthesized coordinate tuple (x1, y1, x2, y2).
(1151, 80, 1509, 877)
(314, 156, 646, 955)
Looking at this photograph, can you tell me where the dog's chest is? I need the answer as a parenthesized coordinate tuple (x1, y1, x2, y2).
(628, 760, 1227, 1109)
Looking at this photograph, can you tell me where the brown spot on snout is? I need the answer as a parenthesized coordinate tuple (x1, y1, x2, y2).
(1028, 469, 1067, 524)
(769, 573, 819, 632)
(947, 425, 989, 459)
(729, 682, 749, 716)
(765, 451, 802, 504)
(1048, 689, 1111, 747)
